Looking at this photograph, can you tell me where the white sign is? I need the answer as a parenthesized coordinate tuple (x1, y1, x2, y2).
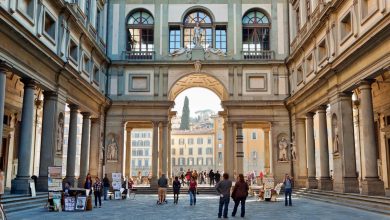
(264, 189, 271, 199)
(112, 173, 122, 190)
(30, 181, 36, 197)
(264, 177, 275, 189)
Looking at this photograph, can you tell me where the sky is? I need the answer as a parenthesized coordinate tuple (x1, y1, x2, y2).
(172, 87, 223, 117)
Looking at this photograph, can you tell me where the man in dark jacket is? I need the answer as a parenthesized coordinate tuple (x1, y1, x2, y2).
(102, 174, 110, 200)
(216, 173, 232, 218)
(209, 170, 215, 186)
(215, 171, 221, 183)
(157, 174, 168, 204)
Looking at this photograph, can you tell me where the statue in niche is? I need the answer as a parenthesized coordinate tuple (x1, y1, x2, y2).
(333, 127, 339, 154)
(194, 60, 202, 73)
(291, 133, 297, 161)
(99, 132, 104, 161)
(56, 112, 64, 154)
(278, 136, 288, 161)
(193, 22, 203, 47)
(106, 133, 119, 161)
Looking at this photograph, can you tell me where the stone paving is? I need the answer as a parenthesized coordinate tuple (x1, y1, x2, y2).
(8, 194, 389, 220)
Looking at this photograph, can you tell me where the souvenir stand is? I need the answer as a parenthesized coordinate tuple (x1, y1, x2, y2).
(112, 173, 122, 200)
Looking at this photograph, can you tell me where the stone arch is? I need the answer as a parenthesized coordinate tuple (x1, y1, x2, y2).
(168, 72, 229, 101)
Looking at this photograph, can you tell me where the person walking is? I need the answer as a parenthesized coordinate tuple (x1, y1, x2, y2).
(102, 174, 110, 200)
(173, 176, 181, 204)
(188, 176, 197, 206)
(284, 174, 293, 206)
(231, 174, 249, 217)
(93, 177, 103, 208)
(84, 173, 93, 196)
(216, 173, 232, 218)
(186, 169, 192, 186)
(180, 173, 185, 186)
(209, 169, 215, 186)
(157, 174, 168, 204)
(215, 171, 221, 183)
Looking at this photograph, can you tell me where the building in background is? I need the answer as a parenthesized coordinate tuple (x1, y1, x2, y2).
(130, 129, 152, 177)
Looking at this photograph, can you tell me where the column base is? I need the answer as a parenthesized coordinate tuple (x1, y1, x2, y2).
(318, 177, 333, 191)
(63, 176, 78, 188)
(78, 176, 86, 188)
(296, 176, 307, 188)
(333, 177, 359, 193)
(150, 177, 158, 189)
(361, 178, 385, 196)
(11, 177, 33, 194)
(36, 177, 49, 192)
(306, 177, 318, 189)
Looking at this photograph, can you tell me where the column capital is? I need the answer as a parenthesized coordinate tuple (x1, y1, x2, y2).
(81, 112, 91, 118)
(68, 104, 79, 111)
(316, 105, 327, 112)
(0, 60, 13, 72)
(21, 78, 37, 89)
(152, 121, 160, 127)
(43, 91, 58, 99)
(305, 112, 315, 118)
(161, 121, 169, 127)
(358, 79, 375, 90)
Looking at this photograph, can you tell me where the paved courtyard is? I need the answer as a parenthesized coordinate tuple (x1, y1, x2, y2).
(8, 194, 389, 220)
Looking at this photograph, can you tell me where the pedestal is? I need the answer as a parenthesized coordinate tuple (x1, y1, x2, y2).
(333, 177, 359, 193)
(318, 177, 333, 191)
(306, 177, 318, 189)
(361, 178, 385, 196)
(191, 46, 205, 60)
(11, 178, 33, 194)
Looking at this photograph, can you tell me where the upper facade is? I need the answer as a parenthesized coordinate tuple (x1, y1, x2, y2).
(107, 0, 290, 62)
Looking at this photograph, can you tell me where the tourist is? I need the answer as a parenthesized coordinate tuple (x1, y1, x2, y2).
(192, 170, 198, 181)
(216, 173, 232, 218)
(173, 176, 181, 204)
(180, 173, 185, 186)
(284, 173, 293, 206)
(157, 173, 168, 204)
(231, 174, 249, 217)
(215, 170, 221, 183)
(84, 173, 93, 195)
(186, 169, 192, 186)
(102, 174, 110, 200)
(209, 169, 215, 186)
(188, 176, 197, 206)
(199, 171, 205, 184)
(93, 177, 103, 208)
(259, 171, 264, 185)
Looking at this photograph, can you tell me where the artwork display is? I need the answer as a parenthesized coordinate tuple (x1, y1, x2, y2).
(48, 166, 62, 191)
(112, 173, 122, 190)
(64, 197, 76, 211)
(114, 191, 121, 200)
(75, 196, 86, 211)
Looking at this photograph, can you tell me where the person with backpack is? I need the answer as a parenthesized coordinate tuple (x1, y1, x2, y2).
(157, 174, 168, 204)
(172, 176, 181, 204)
(231, 174, 249, 217)
(188, 176, 197, 206)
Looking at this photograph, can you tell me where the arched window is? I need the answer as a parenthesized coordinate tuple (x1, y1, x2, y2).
(242, 10, 270, 53)
(183, 11, 213, 49)
(127, 10, 154, 52)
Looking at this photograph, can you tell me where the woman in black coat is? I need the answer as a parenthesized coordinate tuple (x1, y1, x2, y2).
(172, 176, 181, 204)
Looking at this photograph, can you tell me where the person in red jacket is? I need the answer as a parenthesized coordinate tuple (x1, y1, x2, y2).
(188, 176, 197, 206)
(231, 174, 249, 217)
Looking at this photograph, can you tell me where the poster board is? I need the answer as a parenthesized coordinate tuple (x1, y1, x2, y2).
(64, 197, 76, 211)
(49, 192, 62, 211)
(112, 173, 122, 190)
(263, 177, 275, 189)
(114, 191, 121, 200)
(48, 166, 62, 191)
(264, 189, 272, 199)
(75, 196, 86, 211)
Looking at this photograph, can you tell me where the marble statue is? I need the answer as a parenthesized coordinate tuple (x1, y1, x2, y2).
(194, 60, 202, 73)
(205, 46, 227, 57)
(333, 134, 339, 153)
(193, 22, 203, 47)
(56, 112, 64, 154)
(169, 46, 190, 56)
(107, 134, 119, 161)
(291, 133, 297, 160)
(279, 137, 288, 161)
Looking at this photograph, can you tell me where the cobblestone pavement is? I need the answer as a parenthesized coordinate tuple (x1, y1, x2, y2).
(8, 194, 389, 220)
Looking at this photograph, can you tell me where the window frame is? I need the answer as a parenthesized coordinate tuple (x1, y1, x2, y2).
(242, 9, 271, 52)
(127, 10, 155, 52)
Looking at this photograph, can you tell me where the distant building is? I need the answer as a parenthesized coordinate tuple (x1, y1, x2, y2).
(130, 129, 152, 177)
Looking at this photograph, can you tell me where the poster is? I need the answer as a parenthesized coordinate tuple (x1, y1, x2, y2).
(75, 196, 86, 211)
(264, 177, 274, 189)
(114, 191, 121, 200)
(48, 166, 63, 191)
(264, 189, 272, 199)
(112, 173, 122, 190)
(64, 197, 76, 211)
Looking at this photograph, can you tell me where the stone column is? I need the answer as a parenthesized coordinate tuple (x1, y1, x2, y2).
(78, 112, 91, 187)
(296, 119, 307, 187)
(125, 128, 132, 179)
(89, 118, 100, 177)
(317, 105, 333, 191)
(359, 81, 385, 195)
(151, 121, 159, 188)
(224, 121, 234, 180)
(158, 123, 162, 176)
(168, 124, 172, 179)
(36, 91, 58, 191)
(305, 112, 318, 188)
(0, 67, 6, 164)
(162, 121, 168, 176)
(11, 79, 36, 194)
(64, 104, 79, 187)
(264, 128, 270, 174)
(236, 122, 244, 175)
(331, 92, 359, 193)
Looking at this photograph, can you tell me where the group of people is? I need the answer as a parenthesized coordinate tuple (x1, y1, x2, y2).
(77, 174, 111, 208)
(157, 172, 294, 218)
(178, 169, 222, 186)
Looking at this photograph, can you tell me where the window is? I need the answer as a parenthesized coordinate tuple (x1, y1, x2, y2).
(198, 147, 202, 155)
(206, 147, 213, 155)
(144, 140, 150, 146)
(251, 132, 257, 140)
(296, 66, 303, 85)
(218, 132, 222, 140)
(169, 26, 181, 53)
(69, 40, 78, 63)
(85, 0, 90, 21)
(183, 11, 213, 49)
(197, 138, 203, 145)
(145, 149, 149, 156)
(18, 0, 35, 19)
(340, 12, 352, 42)
(172, 148, 176, 155)
(132, 140, 137, 146)
(188, 157, 194, 166)
(138, 159, 142, 167)
(242, 10, 270, 53)
(144, 159, 149, 167)
(188, 138, 194, 145)
(171, 138, 175, 145)
(306, 53, 314, 74)
(179, 148, 184, 155)
(361, 0, 377, 20)
(96, 9, 101, 36)
(207, 138, 212, 145)
(218, 152, 222, 160)
(44, 12, 56, 42)
(179, 138, 185, 145)
(197, 158, 203, 165)
(215, 26, 227, 52)
(93, 67, 99, 84)
(172, 158, 176, 166)
(252, 151, 257, 160)
(218, 143, 223, 148)
(132, 159, 135, 167)
(82, 55, 90, 74)
(127, 10, 154, 52)
(318, 39, 327, 63)
(189, 148, 193, 155)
